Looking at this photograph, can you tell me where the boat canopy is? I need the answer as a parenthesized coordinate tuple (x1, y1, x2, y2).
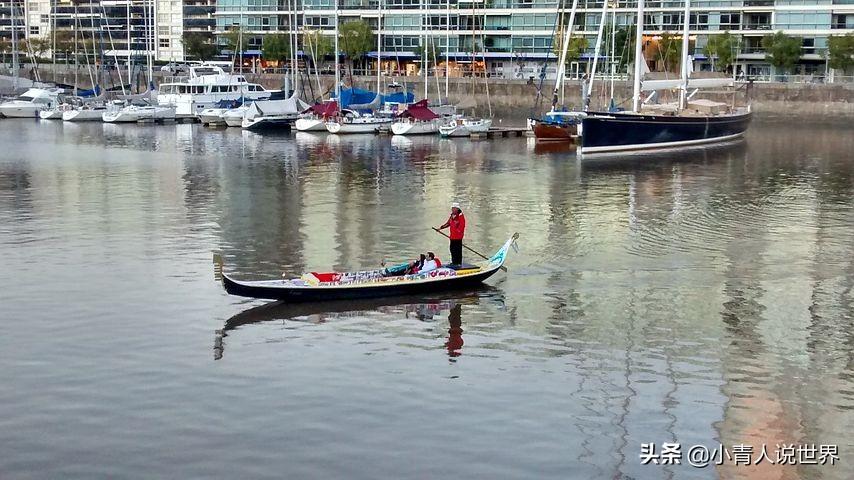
(397, 100, 438, 120)
(77, 85, 101, 98)
(246, 95, 310, 119)
(301, 100, 339, 117)
(215, 98, 242, 109)
(641, 77, 734, 92)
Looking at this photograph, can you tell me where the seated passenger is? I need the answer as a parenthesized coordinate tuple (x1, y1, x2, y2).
(405, 254, 426, 275)
(421, 252, 441, 273)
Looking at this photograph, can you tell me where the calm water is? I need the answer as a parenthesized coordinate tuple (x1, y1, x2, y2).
(1, 119, 853, 479)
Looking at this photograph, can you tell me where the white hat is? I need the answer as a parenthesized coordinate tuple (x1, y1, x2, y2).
(451, 202, 461, 209)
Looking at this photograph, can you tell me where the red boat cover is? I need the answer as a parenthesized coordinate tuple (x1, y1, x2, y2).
(302, 101, 339, 118)
(397, 99, 438, 120)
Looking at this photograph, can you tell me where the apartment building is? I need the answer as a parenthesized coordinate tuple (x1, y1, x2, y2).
(209, 0, 853, 78)
(3, 0, 852, 73)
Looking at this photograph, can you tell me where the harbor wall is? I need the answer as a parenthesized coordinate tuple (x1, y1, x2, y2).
(6, 68, 853, 122)
(250, 74, 854, 123)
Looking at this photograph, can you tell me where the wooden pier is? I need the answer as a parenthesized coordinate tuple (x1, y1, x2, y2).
(469, 127, 530, 139)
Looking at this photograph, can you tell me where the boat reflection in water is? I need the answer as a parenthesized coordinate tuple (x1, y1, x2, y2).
(579, 135, 747, 170)
(215, 289, 501, 360)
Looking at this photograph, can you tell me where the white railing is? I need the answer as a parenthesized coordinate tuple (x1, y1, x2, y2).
(743, 74, 854, 84)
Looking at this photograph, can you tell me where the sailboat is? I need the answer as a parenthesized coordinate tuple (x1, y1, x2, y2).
(579, 0, 751, 155)
(439, 2, 493, 138)
(529, 0, 584, 142)
(241, 20, 309, 133)
(104, 0, 176, 123)
(241, 91, 309, 130)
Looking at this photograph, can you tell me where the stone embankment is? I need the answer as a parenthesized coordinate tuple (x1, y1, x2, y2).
(5, 68, 852, 122)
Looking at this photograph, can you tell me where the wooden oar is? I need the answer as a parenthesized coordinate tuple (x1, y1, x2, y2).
(432, 227, 508, 272)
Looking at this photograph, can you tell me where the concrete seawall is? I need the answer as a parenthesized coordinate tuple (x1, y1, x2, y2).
(6, 68, 852, 122)
(254, 74, 854, 122)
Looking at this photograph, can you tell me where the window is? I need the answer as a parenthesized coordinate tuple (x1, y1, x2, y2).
(160, 38, 170, 47)
(30, 26, 39, 36)
(719, 12, 741, 30)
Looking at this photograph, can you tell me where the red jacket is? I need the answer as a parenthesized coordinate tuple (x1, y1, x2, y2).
(442, 213, 466, 240)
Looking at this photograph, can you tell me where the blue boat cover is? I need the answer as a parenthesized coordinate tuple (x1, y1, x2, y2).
(333, 88, 414, 110)
(77, 85, 102, 98)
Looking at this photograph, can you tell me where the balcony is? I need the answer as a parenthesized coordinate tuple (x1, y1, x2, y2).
(183, 6, 215, 16)
(743, 23, 772, 30)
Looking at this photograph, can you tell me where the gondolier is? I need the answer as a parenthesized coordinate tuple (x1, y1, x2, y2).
(438, 202, 466, 266)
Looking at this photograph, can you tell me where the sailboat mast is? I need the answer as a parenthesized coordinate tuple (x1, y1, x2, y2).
(444, 0, 449, 100)
(584, 0, 608, 110)
(52, 0, 57, 83)
(551, 0, 579, 110)
(73, 3, 79, 95)
(631, 0, 644, 112)
(11, 1, 18, 89)
(679, 0, 691, 110)
(334, 3, 340, 101)
(421, 0, 427, 101)
(90, 0, 98, 88)
(127, 0, 131, 87)
(376, 0, 382, 94)
(148, 0, 154, 84)
(609, 5, 615, 102)
(238, 5, 243, 75)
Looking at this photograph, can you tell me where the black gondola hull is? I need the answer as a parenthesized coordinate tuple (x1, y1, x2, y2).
(580, 110, 752, 154)
(222, 268, 501, 302)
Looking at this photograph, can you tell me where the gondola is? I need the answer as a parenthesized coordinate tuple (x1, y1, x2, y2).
(218, 233, 518, 302)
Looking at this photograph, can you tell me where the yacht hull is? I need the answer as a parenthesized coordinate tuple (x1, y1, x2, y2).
(295, 117, 327, 131)
(62, 109, 105, 122)
(0, 105, 43, 118)
(326, 119, 390, 134)
(391, 120, 440, 135)
(580, 110, 752, 154)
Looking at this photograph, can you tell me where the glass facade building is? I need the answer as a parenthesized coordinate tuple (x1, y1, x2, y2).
(5, 0, 853, 71)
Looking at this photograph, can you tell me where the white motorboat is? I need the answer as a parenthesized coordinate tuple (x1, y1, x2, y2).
(197, 99, 244, 126)
(62, 105, 107, 122)
(0, 88, 62, 118)
(198, 108, 229, 126)
(222, 105, 250, 127)
(439, 118, 493, 137)
(158, 64, 278, 118)
(102, 103, 176, 123)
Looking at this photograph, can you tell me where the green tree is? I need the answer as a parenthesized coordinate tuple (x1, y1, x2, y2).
(339, 19, 374, 80)
(552, 30, 588, 65)
(261, 33, 291, 64)
(703, 31, 739, 72)
(221, 26, 245, 54)
(611, 26, 636, 71)
(28, 37, 51, 60)
(762, 30, 802, 76)
(182, 32, 218, 61)
(303, 30, 333, 59)
(827, 32, 854, 74)
(302, 30, 333, 76)
(415, 37, 440, 65)
(653, 32, 681, 72)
